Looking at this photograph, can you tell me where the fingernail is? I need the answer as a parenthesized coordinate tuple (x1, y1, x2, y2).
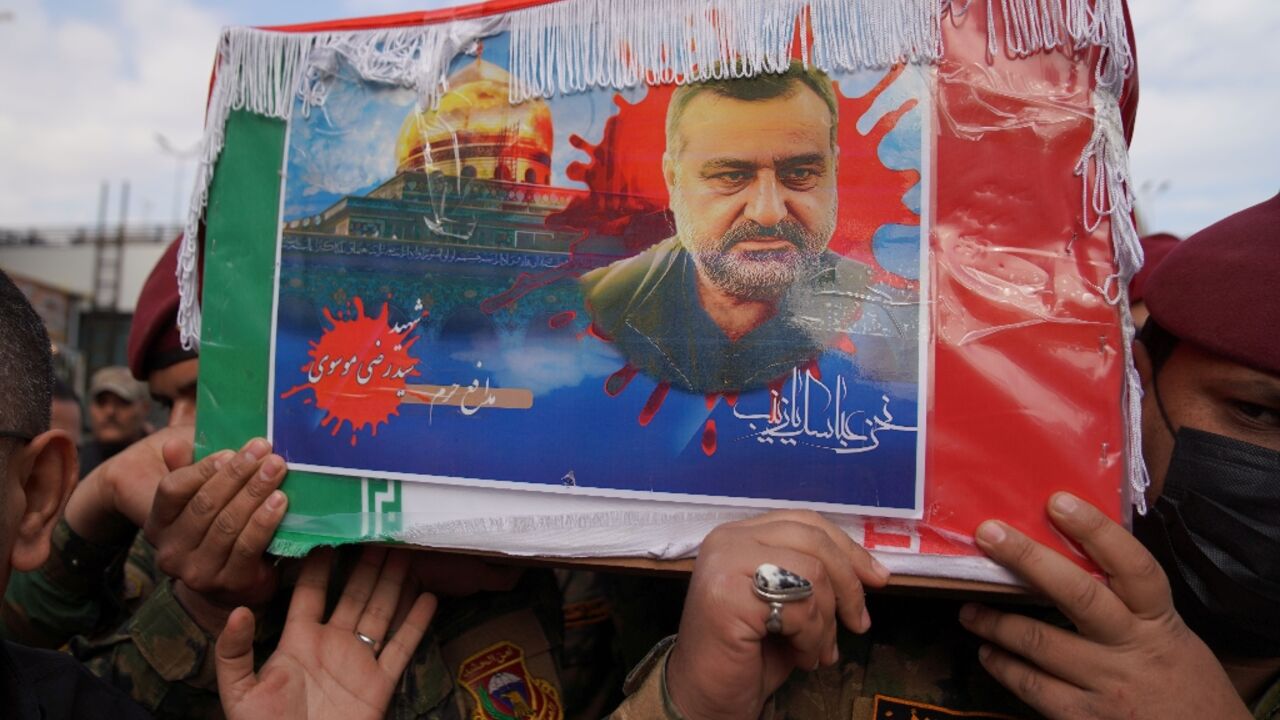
(859, 607, 871, 632)
(266, 490, 287, 512)
(871, 558, 891, 581)
(828, 644, 840, 665)
(975, 521, 1006, 546)
(212, 451, 232, 471)
(259, 456, 284, 479)
(958, 603, 977, 624)
(244, 438, 270, 461)
(978, 644, 992, 662)
(1051, 492, 1080, 515)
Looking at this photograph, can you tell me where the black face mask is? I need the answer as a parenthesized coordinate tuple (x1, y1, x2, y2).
(1134, 421, 1280, 658)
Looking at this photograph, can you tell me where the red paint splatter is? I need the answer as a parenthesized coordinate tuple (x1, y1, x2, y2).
(586, 322, 613, 343)
(701, 419, 718, 456)
(280, 297, 425, 445)
(830, 66, 921, 289)
(548, 88, 677, 252)
(548, 310, 577, 329)
(638, 381, 670, 427)
(805, 358, 822, 381)
(767, 376, 787, 425)
(604, 363, 639, 397)
(835, 334, 858, 356)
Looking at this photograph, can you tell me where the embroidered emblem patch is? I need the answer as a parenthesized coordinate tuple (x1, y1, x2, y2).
(872, 694, 1025, 719)
(458, 641, 563, 720)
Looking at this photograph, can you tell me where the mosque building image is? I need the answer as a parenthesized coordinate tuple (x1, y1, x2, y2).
(279, 58, 628, 338)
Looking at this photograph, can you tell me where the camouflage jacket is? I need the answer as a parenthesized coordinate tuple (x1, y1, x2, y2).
(614, 593, 1280, 720)
(9, 529, 1275, 720)
(0, 520, 154, 649)
(613, 594, 1037, 720)
(0, 520, 662, 720)
(1255, 677, 1280, 720)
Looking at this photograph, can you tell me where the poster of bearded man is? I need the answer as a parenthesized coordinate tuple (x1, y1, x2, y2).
(268, 37, 929, 516)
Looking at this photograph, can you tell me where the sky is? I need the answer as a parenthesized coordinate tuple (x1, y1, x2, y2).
(0, 0, 1276, 236)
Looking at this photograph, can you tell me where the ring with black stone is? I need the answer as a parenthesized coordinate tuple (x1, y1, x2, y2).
(355, 631, 378, 653)
(752, 563, 814, 635)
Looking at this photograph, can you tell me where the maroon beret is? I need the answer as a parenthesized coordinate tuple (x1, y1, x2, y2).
(128, 235, 198, 380)
(1144, 193, 1280, 376)
(1129, 232, 1180, 303)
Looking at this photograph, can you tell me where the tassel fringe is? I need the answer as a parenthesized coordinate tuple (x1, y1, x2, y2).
(175, 0, 1136, 404)
(506, 0, 944, 103)
(1075, 86, 1149, 511)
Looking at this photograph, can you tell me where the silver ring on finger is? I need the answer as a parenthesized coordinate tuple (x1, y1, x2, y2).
(355, 630, 379, 653)
(753, 563, 814, 635)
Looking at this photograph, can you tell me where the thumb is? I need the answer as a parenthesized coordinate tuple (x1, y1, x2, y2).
(215, 607, 259, 710)
(161, 437, 194, 473)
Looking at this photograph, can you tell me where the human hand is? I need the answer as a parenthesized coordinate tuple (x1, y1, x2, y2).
(145, 437, 289, 621)
(666, 510, 890, 720)
(64, 424, 196, 543)
(216, 547, 436, 720)
(962, 492, 1251, 720)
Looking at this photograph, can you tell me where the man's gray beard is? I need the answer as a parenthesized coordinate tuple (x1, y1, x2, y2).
(695, 247, 823, 301)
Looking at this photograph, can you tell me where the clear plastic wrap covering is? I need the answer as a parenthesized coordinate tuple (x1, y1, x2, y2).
(191, 0, 1137, 584)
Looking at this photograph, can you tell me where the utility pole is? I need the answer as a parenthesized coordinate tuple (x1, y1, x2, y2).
(92, 181, 127, 310)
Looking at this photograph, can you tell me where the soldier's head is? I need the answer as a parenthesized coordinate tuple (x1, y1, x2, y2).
(0, 269, 78, 594)
(128, 236, 200, 428)
(1131, 192, 1280, 658)
(663, 62, 840, 301)
(1128, 232, 1180, 329)
(87, 366, 148, 445)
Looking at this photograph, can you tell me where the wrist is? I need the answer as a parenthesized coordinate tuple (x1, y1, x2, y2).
(665, 640, 746, 720)
(172, 580, 235, 634)
(63, 469, 135, 544)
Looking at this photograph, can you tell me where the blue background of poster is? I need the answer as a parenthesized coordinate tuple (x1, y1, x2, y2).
(271, 32, 926, 513)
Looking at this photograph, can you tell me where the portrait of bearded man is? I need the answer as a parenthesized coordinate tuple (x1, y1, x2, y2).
(580, 61, 875, 394)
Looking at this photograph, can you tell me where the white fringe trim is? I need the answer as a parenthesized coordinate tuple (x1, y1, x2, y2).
(506, 0, 945, 102)
(1075, 86, 1149, 512)
(176, 0, 1135, 357)
(983, 0, 1132, 91)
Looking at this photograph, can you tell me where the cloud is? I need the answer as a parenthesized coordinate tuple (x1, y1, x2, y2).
(1127, 0, 1280, 235)
(287, 72, 412, 193)
(0, 0, 224, 226)
(453, 335, 621, 397)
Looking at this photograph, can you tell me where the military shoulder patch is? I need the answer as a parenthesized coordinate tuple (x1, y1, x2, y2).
(872, 695, 1025, 720)
(459, 640, 563, 720)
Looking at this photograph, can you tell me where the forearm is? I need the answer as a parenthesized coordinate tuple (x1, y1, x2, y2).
(63, 466, 137, 544)
(607, 636, 687, 720)
(0, 519, 132, 647)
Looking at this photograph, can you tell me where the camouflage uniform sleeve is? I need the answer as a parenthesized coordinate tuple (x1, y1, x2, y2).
(0, 519, 133, 648)
(607, 635, 685, 720)
(70, 576, 226, 720)
(1255, 674, 1280, 720)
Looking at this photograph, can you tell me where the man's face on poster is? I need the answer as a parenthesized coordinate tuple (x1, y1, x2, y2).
(664, 81, 838, 301)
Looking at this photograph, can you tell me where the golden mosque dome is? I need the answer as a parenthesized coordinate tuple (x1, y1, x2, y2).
(395, 58, 554, 185)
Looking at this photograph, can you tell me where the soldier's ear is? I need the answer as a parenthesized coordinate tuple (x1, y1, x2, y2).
(8, 429, 77, 573)
(662, 152, 677, 192)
